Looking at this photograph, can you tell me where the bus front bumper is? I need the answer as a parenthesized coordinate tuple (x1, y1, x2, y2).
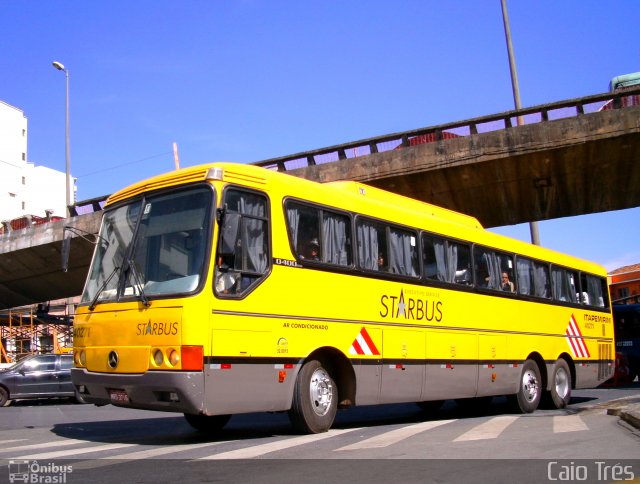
(71, 367, 205, 414)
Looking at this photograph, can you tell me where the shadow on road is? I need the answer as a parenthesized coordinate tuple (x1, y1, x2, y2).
(47, 395, 600, 445)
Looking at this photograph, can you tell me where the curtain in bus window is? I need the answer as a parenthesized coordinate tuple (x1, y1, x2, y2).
(357, 222, 379, 270)
(565, 270, 579, 303)
(452, 242, 472, 284)
(239, 195, 267, 274)
(322, 213, 350, 266)
(584, 275, 605, 307)
(389, 229, 417, 276)
(478, 250, 501, 290)
(534, 263, 550, 298)
(423, 235, 445, 280)
(432, 238, 447, 281)
(517, 258, 533, 295)
(488, 253, 502, 290)
(243, 218, 267, 273)
(552, 268, 578, 303)
(446, 243, 460, 283)
(286, 206, 300, 250)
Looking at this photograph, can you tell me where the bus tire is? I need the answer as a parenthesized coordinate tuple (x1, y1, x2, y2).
(184, 413, 231, 433)
(510, 359, 541, 413)
(546, 359, 572, 409)
(288, 359, 337, 434)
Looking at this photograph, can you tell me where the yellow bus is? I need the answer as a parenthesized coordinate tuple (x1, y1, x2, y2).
(70, 162, 614, 433)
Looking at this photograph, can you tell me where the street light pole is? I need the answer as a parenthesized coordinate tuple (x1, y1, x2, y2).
(500, 0, 541, 246)
(52, 61, 71, 218)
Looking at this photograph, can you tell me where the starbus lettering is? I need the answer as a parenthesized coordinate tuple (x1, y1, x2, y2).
(136, 321, 179, 336)
(380, 290, 443, 322)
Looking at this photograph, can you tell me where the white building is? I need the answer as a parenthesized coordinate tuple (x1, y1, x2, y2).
(0, 100, 75, 223)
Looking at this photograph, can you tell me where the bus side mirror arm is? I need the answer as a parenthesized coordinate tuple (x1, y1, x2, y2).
(61, 228, 72, 272)
(61, 225, 109, 273)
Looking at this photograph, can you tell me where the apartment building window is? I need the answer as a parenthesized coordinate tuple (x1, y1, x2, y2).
(22, 176, 26, 185)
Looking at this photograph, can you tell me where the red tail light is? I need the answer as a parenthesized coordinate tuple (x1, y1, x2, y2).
(181, 345, 204, 371)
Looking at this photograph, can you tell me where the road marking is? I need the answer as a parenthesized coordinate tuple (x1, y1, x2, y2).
(0, 439, 27, 446)
(335, 419, 457, 450)
(72, 441, 232, 469)
(0, 439, 86, 454)
(198, 428, 360, 460)
(453, 416, 519, 441)
(553, 415, 588, 433)
(15, 442, 138, 460)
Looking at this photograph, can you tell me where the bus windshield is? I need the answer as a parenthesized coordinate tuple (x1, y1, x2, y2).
(81, 186, 213, 306)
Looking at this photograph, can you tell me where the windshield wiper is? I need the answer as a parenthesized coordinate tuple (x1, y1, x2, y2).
(89, 266, 120, 311)
(125, 258, 151, 307)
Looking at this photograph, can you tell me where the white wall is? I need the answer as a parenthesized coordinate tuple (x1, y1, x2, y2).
(0, 100, 73, 222)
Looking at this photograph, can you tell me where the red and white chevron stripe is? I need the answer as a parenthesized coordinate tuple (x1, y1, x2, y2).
(566, 314, 590, 358)
(349, 327, 380, 356)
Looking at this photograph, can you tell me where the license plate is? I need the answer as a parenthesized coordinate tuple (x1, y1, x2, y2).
(108, 389, 129, 403)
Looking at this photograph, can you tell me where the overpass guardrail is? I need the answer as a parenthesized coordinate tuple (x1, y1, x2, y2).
(253, 87, 640, 172)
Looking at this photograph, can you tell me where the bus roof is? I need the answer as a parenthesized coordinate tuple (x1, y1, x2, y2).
(106, 162, 607, 276)
(610, 72, 640, 91)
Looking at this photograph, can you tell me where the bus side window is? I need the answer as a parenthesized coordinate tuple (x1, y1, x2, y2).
(474, 246, 515, 292)
(452, 242, 472, 285)
(580, 273, 608, 308)
(356, 219, 387, 272)
(516, 257, 534, 296)
(215, 189, 269, 296)
(422, 235, 471, 285)
(551, 267, 579, 303)
(388, 227, 419, 277)
(533, 261, 551, 298)
(286, 202, 352, 267)
(517, 258, 551, 299)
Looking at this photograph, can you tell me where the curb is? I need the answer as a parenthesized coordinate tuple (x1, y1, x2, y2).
(607, 403, 640, 430)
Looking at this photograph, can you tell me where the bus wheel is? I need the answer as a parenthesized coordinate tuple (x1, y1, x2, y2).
(545, 359, 572, 409)
(184, 413, 231, 432)
(510, 359, 541, 413)
(289, 359, 337, 434)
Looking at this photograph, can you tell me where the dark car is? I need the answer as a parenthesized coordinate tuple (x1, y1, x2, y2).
(0, 354, 80, 406)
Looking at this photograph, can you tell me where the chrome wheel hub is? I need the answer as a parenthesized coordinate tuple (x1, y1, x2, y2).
(522, 369, 539, 402)
(309, 367, 333, 416)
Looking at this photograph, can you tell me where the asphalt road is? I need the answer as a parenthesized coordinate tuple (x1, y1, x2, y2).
(0, 384, 639, 484)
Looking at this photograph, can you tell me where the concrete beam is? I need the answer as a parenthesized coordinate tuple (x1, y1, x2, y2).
(287, 106, 640, 228)
(0, 212, 102, 310)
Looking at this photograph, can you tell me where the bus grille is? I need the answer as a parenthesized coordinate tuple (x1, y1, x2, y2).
(598, 342, 612, 380)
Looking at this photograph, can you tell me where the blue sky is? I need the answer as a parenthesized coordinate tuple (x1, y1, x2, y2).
(2, 1, 639, 271)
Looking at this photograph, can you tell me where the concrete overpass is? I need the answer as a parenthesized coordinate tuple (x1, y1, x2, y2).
(1, 88, 639, 310)
(255, 88, 640, 227)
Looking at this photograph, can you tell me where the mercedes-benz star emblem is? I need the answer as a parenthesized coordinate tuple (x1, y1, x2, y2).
(107, 350, 119, 369)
